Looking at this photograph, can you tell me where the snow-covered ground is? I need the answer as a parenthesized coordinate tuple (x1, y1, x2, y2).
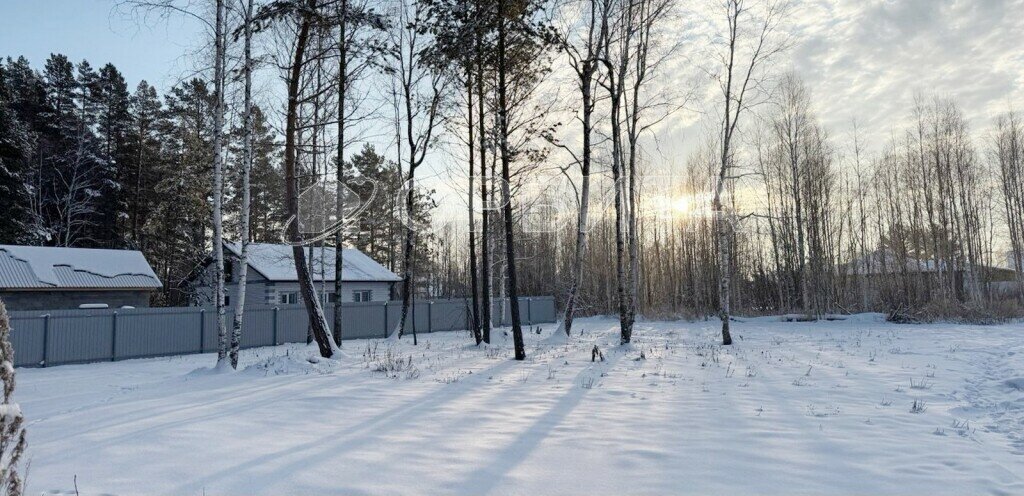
(15, 315, 1024, 495)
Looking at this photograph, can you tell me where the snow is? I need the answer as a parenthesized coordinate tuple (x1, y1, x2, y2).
(14, 316, 1024, 494)
(224, 242, 402, 282)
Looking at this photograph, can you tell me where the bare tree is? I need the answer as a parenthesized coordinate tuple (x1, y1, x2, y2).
(229, 0, 255, 369)
(993, 111, 1024, 303)
(551, 0, 601, 338)
(210, 0, 231, 366)
(390, 0, 445, 344)
(710, 0, 789, 345)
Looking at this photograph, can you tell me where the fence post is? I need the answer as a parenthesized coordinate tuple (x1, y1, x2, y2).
(42, 313, 50, 367)
(111, 311, 118, 361)
(383, 301, 389, 338)
(199, 308, 206, 353)
(272, 307, 279, 345)
(526, 298, 532, 324)
(428, 301, 433, 333)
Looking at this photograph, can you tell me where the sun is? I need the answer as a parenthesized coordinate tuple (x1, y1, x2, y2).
(671, 197, 691, 216)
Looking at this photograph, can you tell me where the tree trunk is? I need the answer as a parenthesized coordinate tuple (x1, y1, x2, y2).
(285, 2, 334, 358)
(229, 0, 254, 369)
(467, 61, 482, 345)
(212, 0, 229, 367)
(396, 168, 417, 343)
(476, 26, 491, 344)
(561, 60, 594, 338)
(333, 0, 348, 346)
(497, 0, 525, 360)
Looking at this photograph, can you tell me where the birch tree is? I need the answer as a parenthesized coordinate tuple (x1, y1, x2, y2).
(210, 0, 232, 366)
(710, 0, 788, 345)
(993, 111, 1024, 303)
(229, 0, 255, 369)
(551, 0, 602, 338)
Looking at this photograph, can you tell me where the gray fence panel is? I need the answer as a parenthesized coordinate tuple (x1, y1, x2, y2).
(531, 297, 556, 323)
(242, 306, 275, 349)
(8, 296, 555, 367)
(8, 315, 45, 367)
(518, 299, 531, 325)
(200, 309, 218, 353)
(338, 303, 385, 339)
(275, 306, 311, 344)
(48, 311, 113, 364)
(413, 301, 430, 332)
(116, 309, 201, 360)
(386, 303, 402, 335)
(431, 300, 466, 332)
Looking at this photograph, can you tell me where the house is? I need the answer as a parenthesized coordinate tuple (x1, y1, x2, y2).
(0, 245, 162, 311)
(191, 243, 401, 307)
(844, 249, 1020, 296)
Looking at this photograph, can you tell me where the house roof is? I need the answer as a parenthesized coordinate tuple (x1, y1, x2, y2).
(845, 250, 943, 275)
(223, 243, 402, 283)
(845, 249, 1015, 276)
(0, 245, 162, 290)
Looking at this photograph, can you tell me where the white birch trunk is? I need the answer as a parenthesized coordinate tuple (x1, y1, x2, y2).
(212, 0, 229, 368)
(229, 0, 254, 369)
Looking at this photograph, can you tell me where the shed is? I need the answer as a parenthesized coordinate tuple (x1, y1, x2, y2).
(0, 245, 162, 311)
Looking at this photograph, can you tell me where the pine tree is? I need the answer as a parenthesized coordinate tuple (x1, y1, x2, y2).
(90, 63, 132, 247)
(126, 80, 164, 248)
(0, 62, 33, 244)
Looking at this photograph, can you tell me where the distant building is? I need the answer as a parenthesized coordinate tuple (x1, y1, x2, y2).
(0, 245, 162, 311)
(191, 243, 401, 307)
(844, 249, 1019, 297)
(1007, 250, 1023, 272)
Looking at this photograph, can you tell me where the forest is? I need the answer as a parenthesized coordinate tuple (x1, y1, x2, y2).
(1, 0, 1022, 361)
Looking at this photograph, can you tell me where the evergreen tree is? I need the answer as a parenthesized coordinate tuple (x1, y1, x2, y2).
(342, 144, 435, 284)
(90, 63, 132, 247)
(126, 80, 164, 248)
(0, 62, 32, 243)
(229, 105, 284, 242)
(146, 79, 213, 304)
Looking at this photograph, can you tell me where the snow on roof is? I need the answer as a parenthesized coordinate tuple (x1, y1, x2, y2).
(223, 243, 401, 283)
(0, 245, 162, 290)
(1007, 251, 1023, 272)
(845, 250, 943, 275)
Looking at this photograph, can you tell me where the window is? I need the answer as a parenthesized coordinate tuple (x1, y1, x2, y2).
(352, 290, 372, 302)
(328, 293, 338, 304)
(223, 261, 234, 282)
(224, 295, 231, 306)
(279, 292, 297, 305)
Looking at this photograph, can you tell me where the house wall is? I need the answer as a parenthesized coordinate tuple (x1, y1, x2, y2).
(192, 258, 394, 306)
(259, 281, 393, 305)
(0, 290, 152, 311)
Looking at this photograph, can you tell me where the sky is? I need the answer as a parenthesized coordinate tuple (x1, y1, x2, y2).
(0, 0, 205, 92)
(647, 0, 1024, 168)
(2, 0, 1023, 227)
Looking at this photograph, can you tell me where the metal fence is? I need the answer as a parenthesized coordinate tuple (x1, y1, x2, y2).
(7, 296, 556, 367)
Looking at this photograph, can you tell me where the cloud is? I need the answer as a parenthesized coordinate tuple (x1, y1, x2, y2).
(656, 0, 1024, 160)
(787, 0, 1024, 148)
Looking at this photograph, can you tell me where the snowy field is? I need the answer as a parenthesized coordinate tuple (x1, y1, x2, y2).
(15, 315, 1024, 495)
